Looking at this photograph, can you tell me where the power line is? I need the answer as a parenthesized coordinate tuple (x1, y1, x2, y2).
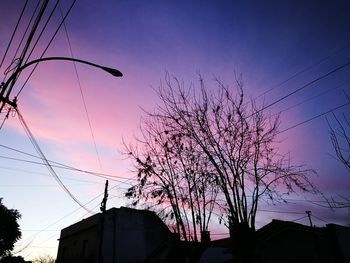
(277, 79, 350, 116)
(24, 0, 60, 64)
(16, 107, 93, 214)
(0, 165, 104, 184)
(14, 187, 106, 255)
(0, 184, 93, 188)
(291, 215, 308, 223)
(59, 3, 104, 173)
(9, 0, 42, 79)
(16, 0, 77, 97)
(255, 42, 350, 100)
(0, 143, 136, 183)
(278, 197, 329, 204)
(312, 214, 330, 224)
(252, 60, 350, 116)
(0, 155, 134, 185)
(258, 209, 305, 215)
(278, 101, 350, 134)
(1, 0, 49, 112)
(16, 0, 49, 76)
(0, 0, 29, 68)
(215, 194, 330, 206)
(0, 108, 12, 130)
(15, 183, 122, 254)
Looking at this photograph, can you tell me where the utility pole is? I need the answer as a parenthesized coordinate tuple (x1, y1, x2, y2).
(98, 180, 108, 263)
(100, 180, 109, 213)
(306, 210, 313, 227)
(0, 0, 49, 113)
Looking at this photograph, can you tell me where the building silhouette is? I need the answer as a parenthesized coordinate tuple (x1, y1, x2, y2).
(56, 207, 177, 263)
(56, 207, 350, 263)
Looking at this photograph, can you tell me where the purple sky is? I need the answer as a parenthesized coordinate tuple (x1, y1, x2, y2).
(1, 0, 350, 259)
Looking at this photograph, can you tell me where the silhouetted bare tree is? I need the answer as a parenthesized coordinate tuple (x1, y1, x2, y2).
(329, 113, 350, 172)
(125, 74, 318, 262)
(125, 112, 218, 242)
(327, 112, 350, 208)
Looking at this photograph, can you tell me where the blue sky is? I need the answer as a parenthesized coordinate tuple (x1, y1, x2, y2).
(1, 0, 350, 259)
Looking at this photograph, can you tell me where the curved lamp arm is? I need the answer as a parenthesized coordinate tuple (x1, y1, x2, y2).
(0, 56, 122, 109)
(3, 56, 122, 90)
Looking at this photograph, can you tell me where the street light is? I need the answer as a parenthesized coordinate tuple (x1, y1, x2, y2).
(0, 56, 123, 109)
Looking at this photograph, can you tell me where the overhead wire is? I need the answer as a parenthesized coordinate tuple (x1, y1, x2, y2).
(257, 209, 305, 215)
(276, 79, 350, 116)
(59, 3, 104, 173)
(0, 108, 12, 130)
(0, 146, 138, 193)
(0, 155, 135, 185)
(291, 215, 308, 223)
(30, 183, 127, 249)
(0, 184, 92, 188)
(251, 60, 350, 117)
(278, 101, 350, 134)
(311, 214, 330, 224)
(0, 0, 29, 69)
(23, 0, 61, 64)
(16, 0, 48, 75)
(8, 0, 42, 80)
(13, 190, 103, 255)
(16, 0, 77, 97)
(0, 165, 105, 185)
(255, 42, 350, 100)
(15, 107, 93, 214)
(0, 143, 136, 183)
(1, 0, 49, 107)
(214, 193, 330, 207)
(15, 182, 122, 255)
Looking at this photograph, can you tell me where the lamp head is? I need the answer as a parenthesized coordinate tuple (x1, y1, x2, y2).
(102, 67, 123, 77)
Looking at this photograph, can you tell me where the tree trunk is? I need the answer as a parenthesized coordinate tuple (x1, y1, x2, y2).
(230, 222, 256, 263)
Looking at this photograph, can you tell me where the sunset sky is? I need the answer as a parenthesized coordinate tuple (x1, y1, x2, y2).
(1, 0, 350, 260)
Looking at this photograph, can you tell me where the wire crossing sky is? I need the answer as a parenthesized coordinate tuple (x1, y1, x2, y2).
(1, 0, 350, 260)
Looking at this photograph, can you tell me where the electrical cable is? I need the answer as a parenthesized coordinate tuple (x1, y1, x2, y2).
(16, 107, 93, 214)
(311, 214, 330, 224)
(291, 215, 308, 222)
(278, 101, 350, 134)
(257, 209, 305, 215)
(0, 143, 136, 183)
(251, 60, 350, 117)
(16, 0, 48, 65)
(16, 0, 77, 97)
(0, 165, 104, 185)
(1, 0, 49, 106)
(0, 0, 29, 69)
(59, 3, 104, 173)
(0, 108, 11, 130)
(277, 79, 350, 116)
(24, 0, 60, 64)
(15, 183, 122, 255)
(8, 0, 42, 81)
(14, 193, 100, 255)
(255, 42, 350, 100)
(0, 155, 133, 185)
